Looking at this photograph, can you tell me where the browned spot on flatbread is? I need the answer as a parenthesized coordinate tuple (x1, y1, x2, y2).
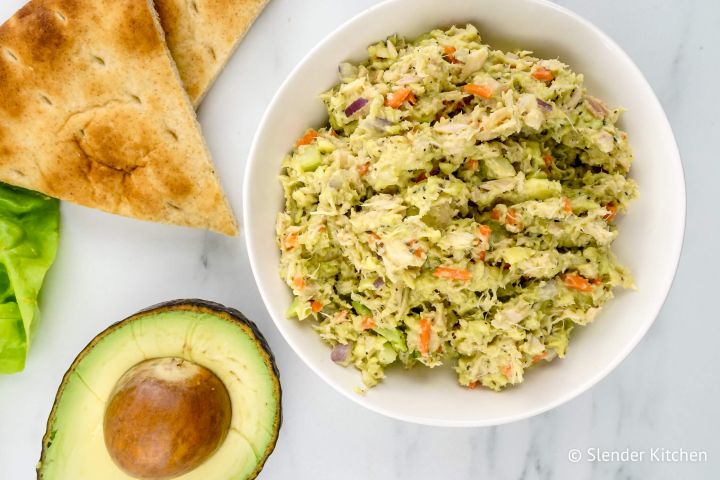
(0, 1, 75, 118)
(77, 107, 154, 173)
(116, 0, 164, 56)
(54, 0, 80, 16)
(39, 140, 91, 202)
(0, 126, 11, 157)
(0, 55, 24, 117)
(120, 156, 193, 217)
(8, 3, 72, 65)
(154, 0, 181, 32)
(155, 155, 193, 199)
(53, 103, 193, 210)
(14, 2, 38, 20)
(29, 9, 68, 64)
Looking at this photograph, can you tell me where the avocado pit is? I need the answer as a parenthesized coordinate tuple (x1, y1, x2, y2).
(103, 357, 231, 479)
(39, 300, 281, 480)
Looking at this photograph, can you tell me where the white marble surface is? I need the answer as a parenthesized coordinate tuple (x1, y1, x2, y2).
(0, 0, 717, 479)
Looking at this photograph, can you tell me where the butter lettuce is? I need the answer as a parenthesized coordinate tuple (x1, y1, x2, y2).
(0, 184, 60, 373)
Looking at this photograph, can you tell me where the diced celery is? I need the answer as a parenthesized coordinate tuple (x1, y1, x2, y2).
(296, 145, 322, 172)
(317, 138, 335, 154)
(374, 327, 408, 352)
(484, 158, 516, 178)
(286, 297, 301, 318)
(439, 162, 456, 175)
(570, 197, 599, 211)
(502, 246, 534, 265)
(352, 301, 372, 316)
(523, 178, 562, 199)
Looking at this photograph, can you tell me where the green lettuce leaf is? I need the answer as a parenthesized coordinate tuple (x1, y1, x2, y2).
(0, 184, 59, 373)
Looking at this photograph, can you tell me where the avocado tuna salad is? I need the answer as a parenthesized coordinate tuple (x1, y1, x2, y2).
(277, 24, 637, 391)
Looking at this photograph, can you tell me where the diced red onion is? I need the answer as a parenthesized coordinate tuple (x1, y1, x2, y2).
(536, 98, 553, 112)
(331, 343, 351, 364)
(373, 277, 385, 289)
(344, 98, 368, 117)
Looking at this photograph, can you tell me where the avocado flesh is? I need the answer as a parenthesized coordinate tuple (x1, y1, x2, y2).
(37, 300, 281, 480)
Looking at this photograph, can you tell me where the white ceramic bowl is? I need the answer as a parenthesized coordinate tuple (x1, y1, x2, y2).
(243, 0, 685, 426)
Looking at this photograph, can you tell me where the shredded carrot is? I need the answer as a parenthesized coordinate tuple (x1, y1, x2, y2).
(501, 365, 513, 378)
(442, 45, 458, 63)
(292, 274, 305, 290)
(283, 232, 299, 251)
(295, 129, 318, 147)
(532, 66, 554, 82)
(563, 273, 593, 292)
(506, 208, 518, 226)
(433, 266, 472, 281)
(603, 202, 618, 222)
(591, 277, 603, 286)
(413, 247, 424, 258)
(318, 225, 327, 232)
(477, 224, 492, 238)
(562, 197, 572, 214)
(543, 154, 554, 168)
(532, 352, 547, 364)
(419, 319, 431, 356)
(490, 207, 502, 220)
(462, 83, 493, 99)
(368, 231, 381, 243)
(477, 250, 487, 261)
(310, 300, 323, 313)
(385, 88, 415, 108)
(466, 159, 479, 171)
(361, 316, 376, 330)
(357, 162, 370, 176)
(467, 381, 478, 389)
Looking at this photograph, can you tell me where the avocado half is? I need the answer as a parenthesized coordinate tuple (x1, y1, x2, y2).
(37, 299, 281, 480)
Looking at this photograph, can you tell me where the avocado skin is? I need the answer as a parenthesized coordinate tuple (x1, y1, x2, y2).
(37, 299, 282, 480)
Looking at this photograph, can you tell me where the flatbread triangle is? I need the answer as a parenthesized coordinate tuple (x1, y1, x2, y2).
(156, 0, 270, 106)
(0, 0, 238, 235)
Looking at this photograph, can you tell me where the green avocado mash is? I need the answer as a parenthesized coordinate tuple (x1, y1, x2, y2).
(277, 25, 637, 391)
(0, 184, 59, 373)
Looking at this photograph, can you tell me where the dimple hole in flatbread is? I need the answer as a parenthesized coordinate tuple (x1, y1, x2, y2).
(3, 47, 19, 62)
(53, 10, 67, 23)
(206, 45, 216, 61)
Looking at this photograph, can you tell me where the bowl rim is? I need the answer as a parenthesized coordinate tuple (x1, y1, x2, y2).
(243, 0, 686, 426)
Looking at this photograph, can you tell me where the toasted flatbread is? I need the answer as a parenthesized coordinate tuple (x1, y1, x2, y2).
(0, 0, 237, 235)
(155, 0, 269, 106)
